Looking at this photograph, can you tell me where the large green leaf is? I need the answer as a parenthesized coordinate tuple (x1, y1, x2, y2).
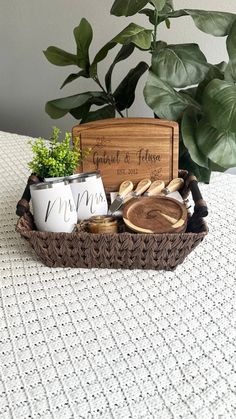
(81, 105, 115, 124)
(224, 61, 235, 82)
(195, 63, 225, 103)
(143, 71, 200, 121)
(45, 92, 107, 118)
(181, 109, 208, 168)
(179, 87, 197, 99)
(139, 1, 173, 24)
(226, 19, 236, 81)
(215, 61, 228, 72)
(179, 145, 211, 182)
(149, 0, 166, 11)
(159, 0, 173, 15)
(43, 46, 77, 66)
(166, 9, 236, 36)
(114, 23, 153, 49)
(114, 61, 149, 110)
(202, 79, 236, 133)
(90, 23, 152, 76)
(186, 10, 236, 36)
(45, 102, 69, 119)
(196, 118, 236, 169)
(158, 0, 173, 25)
(153, 40, 167, 53)
(60, 70, 88, 89)
(138, 8, 155, 24)
(73, 18, 93, 70)
(111, 0, 149, 16)
(151, 43, 209, 88)
(69, 94, 108, 120)
(119, 0, 166, 19)
(105, 44, 135, 92)
(90, 42, 116, 77)
(70, 103, 91, 120)
(209, 161, 226, 172)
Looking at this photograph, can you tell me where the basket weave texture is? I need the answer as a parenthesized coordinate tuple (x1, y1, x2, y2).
(16, 171, 208, 271)
(16, 213, 207, 271)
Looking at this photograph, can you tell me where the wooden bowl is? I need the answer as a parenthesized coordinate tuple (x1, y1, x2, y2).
(123, 196, 188, 234)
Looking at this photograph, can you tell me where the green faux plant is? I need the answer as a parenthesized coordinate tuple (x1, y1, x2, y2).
(28, 127, 88, 178)
(44, 1, 236, 181)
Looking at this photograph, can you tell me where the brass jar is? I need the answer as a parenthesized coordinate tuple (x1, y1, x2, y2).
(87, 215, 118, 234)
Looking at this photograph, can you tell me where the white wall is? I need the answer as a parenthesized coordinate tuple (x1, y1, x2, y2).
(1, 0, 236, 139)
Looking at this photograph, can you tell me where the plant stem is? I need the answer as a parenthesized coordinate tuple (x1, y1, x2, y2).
(93, 76, 124, 118)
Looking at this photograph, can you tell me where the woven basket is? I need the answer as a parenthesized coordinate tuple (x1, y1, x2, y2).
(16, 171, 208, 271)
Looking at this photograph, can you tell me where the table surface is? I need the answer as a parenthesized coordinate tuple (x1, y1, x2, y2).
(0, 130, 236, 419)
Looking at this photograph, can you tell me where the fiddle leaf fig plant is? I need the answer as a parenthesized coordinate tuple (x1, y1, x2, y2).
(44, 19, 150, 122)
(44, 1, 236, 182)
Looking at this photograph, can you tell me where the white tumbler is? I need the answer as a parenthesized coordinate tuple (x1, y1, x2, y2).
(30, 179, 77, 233)
(66, 172, 108, 221)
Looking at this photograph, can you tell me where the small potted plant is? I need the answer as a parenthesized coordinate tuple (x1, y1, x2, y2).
(28, 126, 89, 180)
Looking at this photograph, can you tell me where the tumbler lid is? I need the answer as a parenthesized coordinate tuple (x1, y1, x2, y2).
(30, 179, 69, 190)
(66, 171, 101, 183)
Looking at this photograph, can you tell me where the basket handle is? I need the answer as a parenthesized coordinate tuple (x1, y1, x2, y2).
(16, 174, 41, 216)
(186, 174, 208, 218)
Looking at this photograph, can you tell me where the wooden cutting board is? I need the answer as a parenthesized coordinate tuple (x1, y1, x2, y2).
(72, 118, 179, 192)
(123, 196, 188, 234)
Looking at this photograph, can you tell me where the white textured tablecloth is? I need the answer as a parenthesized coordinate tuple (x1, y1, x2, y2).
(0, 130, 236, 419)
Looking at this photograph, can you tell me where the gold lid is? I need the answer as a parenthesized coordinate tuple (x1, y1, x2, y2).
(88, 215, 117, 224)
